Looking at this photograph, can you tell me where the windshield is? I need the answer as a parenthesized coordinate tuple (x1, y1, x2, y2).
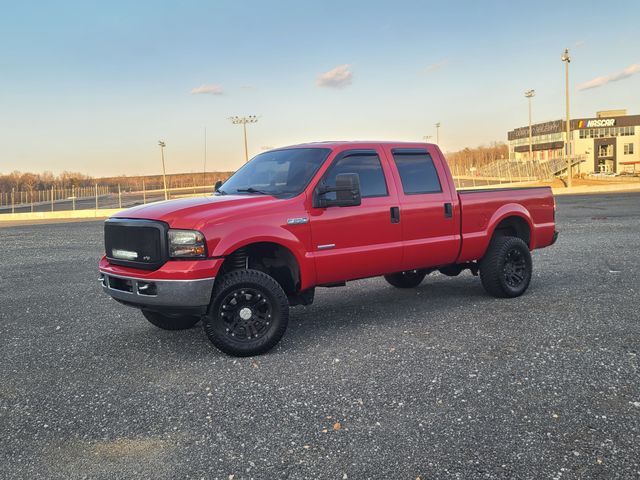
(219, 148, 330, 197)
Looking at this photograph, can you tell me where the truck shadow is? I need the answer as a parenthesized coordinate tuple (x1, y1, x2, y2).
(280, 274, 496, 351)
(100, 272, 543, 359)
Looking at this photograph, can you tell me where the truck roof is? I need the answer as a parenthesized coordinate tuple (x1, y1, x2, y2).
(275, 141, 435, 150)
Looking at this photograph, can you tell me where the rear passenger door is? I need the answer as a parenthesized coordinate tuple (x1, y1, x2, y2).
(309, 149, 402, 284)
(383, 147, 459, 269)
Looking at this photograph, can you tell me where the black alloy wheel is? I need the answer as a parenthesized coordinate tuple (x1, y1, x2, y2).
(218, 286, 273, 341)
(503, 247, 527, 288)
(204, 269, 289, 357)
(479, 236, 532, 298)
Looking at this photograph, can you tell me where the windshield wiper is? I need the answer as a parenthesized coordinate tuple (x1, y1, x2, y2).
(215, 188, 227, 195)
(235, 187, 273, 195)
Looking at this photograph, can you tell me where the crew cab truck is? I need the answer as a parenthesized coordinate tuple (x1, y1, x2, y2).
(99, 142, 558, 356)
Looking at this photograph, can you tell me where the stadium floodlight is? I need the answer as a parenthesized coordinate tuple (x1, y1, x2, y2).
(158, 140, 168, 200)
(229, 115, 260, 162)
(525, 90, 536, 167)
(561, 49, 572, 187)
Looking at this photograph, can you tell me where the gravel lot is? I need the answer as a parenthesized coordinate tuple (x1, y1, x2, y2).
(1, 192, 639, 479)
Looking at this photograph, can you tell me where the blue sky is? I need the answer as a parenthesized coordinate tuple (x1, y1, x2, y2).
(1, 0, 639, 176)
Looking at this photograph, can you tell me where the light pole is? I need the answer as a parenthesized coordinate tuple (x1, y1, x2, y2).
(229, 115, 259, 162)
(158, 140, 168, 200)
(561, 48, 572, 188)
(525, 89, 535, 178)
(203, 127, 207, 189)
(435, 122, 441, 145)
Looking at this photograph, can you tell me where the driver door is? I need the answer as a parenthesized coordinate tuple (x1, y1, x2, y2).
(309, 149, 402, 284)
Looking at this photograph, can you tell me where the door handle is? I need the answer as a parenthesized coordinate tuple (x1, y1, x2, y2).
(444, 203, 453, 218)
(390, 206, 400, 224)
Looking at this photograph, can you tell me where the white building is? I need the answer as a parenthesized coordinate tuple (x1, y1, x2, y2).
(508, 110, 640, 174)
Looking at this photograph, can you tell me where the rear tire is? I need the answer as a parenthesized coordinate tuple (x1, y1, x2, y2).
(479, 236, 532, 298)
(384, 269, 428, 288)
(141, 310, 200, 330)
(203, 269, 289, 357)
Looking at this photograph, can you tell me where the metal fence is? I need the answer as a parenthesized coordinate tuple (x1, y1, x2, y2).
(0, 183, 220, 215)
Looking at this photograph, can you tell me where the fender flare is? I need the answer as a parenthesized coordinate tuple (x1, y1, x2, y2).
(486, 203, 535, 247)
(212, 226, 315, 291)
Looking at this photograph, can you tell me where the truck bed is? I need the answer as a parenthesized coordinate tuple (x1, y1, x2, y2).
(456, 186, 556, 263)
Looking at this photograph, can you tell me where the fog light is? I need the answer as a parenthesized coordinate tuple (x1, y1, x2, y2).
(137, 281, 157, 296)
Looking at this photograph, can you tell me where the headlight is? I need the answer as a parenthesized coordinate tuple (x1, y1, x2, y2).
(168, 229, 207, 258)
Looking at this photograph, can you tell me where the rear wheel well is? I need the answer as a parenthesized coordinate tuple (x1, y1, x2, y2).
(218, 242, 300, 295)
(492, 216, 531, 246)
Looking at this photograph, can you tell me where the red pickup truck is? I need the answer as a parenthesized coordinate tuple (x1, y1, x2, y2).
(99, 141, 558, 356)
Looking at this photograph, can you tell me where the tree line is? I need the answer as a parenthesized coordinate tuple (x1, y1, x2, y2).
(446, 142, 509, 171)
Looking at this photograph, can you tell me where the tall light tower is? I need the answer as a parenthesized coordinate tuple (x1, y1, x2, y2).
(435, 122, 441, 145)
(525, 89, 535, 177)
(561, 48, 572, 188)
(158, 140, 168, 200)
(229, 115, 259, 163)
(524, 90, 535, 160)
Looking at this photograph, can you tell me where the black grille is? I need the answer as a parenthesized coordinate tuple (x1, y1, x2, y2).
(104, 218, 169, 270)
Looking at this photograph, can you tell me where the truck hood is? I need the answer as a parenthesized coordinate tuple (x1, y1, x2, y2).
(113, 194, 280, 227)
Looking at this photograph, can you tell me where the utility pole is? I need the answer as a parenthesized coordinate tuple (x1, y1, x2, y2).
(229, 116, 259, 162)
(159, 140, 168, 200)
(525, 89, 535, 178)
(203, 127, 207, 189)
(562, 48, 572, 188)
(435, 122, 441, 145)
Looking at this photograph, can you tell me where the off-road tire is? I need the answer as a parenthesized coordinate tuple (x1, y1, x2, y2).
(141, 310, 201, 330)
(479, 236, 532, 298)
(203, 269, 289, 357)
(384, 269, 428, 288)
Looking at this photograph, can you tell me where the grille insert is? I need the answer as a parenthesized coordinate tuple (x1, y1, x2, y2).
(104, 218, 169, 270)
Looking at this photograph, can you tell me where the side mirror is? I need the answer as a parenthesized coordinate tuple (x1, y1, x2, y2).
(214, 180, 223, 193)
(314, 173, 362, 208)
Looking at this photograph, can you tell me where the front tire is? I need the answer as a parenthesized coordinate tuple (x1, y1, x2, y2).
(479, 236, 532, 298)
(384, 269, 428, 288)
(141, 310, 201, 330)
(203, 269, 289, 357)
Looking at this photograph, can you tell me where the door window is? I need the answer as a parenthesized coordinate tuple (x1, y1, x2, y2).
(392, 151, 442, 194)
(322, 153, 388, 199)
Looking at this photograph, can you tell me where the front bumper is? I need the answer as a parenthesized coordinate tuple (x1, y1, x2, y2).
(99, 271, 215, 313)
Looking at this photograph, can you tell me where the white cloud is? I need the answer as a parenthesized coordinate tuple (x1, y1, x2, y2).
(578, 64, 640, 91)
(190, 84, 224, 95)
(423, 59, 448, 73)
(316, 64, 353, 88)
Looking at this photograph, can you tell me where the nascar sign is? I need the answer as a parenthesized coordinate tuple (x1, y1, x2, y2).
(578, 118, 616, 128)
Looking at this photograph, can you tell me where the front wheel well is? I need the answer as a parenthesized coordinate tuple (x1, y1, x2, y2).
(218, 242, 300, 295)
(492, 216, 531, 246)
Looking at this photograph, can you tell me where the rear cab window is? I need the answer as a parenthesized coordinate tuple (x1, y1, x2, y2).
(391, 150, 442, 195)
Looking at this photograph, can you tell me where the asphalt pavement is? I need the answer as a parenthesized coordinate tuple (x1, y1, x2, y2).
(1, 192, 639, 479)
